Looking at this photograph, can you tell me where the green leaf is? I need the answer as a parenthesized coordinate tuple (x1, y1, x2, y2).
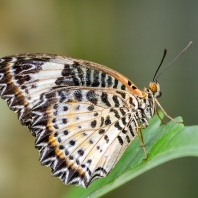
(64, 114, 198, 198)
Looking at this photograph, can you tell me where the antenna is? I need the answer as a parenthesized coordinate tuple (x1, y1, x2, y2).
(153, 41, 193, 81)
(153, 49, 167, 81)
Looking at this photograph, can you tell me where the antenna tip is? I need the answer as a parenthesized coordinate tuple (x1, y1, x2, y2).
(189, 41, 193, 46)
(185, 41, 193, 50)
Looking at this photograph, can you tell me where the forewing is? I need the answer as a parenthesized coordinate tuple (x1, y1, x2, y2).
(0, 53, 139, 132)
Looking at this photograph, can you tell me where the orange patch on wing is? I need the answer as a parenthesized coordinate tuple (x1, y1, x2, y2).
(55, 147, 64, 158)
(112, 73, 144, 97)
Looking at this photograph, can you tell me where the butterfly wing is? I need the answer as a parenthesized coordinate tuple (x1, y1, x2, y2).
(31, 87, 138, 188)
(0, 53, 141, 188)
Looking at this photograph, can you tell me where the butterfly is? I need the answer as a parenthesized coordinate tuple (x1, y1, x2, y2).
(0, 43, 191, 188)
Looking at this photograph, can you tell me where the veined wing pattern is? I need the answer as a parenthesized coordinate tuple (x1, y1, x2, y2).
(0, 53, 156, 188)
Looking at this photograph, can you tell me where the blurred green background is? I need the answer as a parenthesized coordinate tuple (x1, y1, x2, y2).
(0, 1, 197, 198)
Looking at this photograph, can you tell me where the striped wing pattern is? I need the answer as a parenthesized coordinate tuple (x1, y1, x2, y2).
(0, 53, 155, 188)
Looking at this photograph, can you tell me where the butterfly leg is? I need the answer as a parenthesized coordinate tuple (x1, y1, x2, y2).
(155, 105, 166, 124)
(135, 126, 148, 160)
(155, 98, 182, 124)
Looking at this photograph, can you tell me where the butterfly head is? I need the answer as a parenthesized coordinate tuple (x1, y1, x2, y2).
(149, 81, 162, 98)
